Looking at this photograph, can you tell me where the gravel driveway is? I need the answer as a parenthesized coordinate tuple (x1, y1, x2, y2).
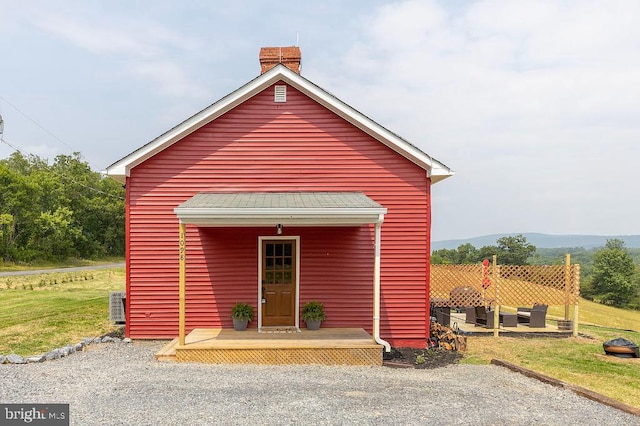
(1, 341, 637, 425)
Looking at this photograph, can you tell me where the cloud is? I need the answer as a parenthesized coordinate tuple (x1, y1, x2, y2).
(336, 0, 640, 153)
(128, 60, 209, 99)
(28, 6, 206, 100)
(34, 15, 160, 57)
(317, 0, 640, 239)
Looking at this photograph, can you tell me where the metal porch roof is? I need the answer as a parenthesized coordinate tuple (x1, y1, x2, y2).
(174, 192, 387, 226)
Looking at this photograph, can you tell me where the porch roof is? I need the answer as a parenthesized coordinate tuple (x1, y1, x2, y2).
(174, 192, 387, 226)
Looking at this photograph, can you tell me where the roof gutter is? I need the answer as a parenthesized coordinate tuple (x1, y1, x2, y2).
(373, 214, 391, 352)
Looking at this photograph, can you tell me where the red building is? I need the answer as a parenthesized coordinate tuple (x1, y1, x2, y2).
(105, 47, 453, 350)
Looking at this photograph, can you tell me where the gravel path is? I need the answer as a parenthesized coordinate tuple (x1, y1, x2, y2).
(1, 341, 637, 425)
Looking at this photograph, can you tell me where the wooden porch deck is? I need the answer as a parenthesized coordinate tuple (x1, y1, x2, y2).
(156, 328, 383, 366)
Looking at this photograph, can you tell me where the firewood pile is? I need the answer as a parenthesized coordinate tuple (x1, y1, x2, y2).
(430, 322, 467, 352)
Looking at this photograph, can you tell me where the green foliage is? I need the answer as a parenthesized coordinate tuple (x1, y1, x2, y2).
(0, 152, 124, 262)
(494, 235, 537, 265)
(301, 300, 326, 321)
(231, 302, 254, 321)
(431, 234, 536, 265)
(589, 239, 638, 306)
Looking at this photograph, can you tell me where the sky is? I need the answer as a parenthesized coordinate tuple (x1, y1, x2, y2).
(1, 0, 639, 242)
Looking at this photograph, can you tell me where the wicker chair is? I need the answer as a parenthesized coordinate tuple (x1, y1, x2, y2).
(474, 306, 495, 328)
(516, 304, 548, 328)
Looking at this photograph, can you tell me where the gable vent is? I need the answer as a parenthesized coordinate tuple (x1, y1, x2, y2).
(274, 85, 287, 102)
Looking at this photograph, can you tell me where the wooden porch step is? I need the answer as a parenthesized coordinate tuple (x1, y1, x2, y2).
(155, 328, 383, 365)
(154, 338, 178, 361)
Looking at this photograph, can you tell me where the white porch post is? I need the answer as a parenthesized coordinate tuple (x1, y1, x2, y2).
(179, 222, 186, 346)
(373, 215, 391, 352)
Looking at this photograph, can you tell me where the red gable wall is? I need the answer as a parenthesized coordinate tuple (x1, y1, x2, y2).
(126, 82, 431, 348)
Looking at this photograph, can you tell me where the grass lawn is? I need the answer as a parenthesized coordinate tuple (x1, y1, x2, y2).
(0, 268, 125, 355)
(462, 299, 640, 408)
(0, 257, 124, 272)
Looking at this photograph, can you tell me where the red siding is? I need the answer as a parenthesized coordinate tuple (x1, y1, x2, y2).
(127, 82, 430, 348)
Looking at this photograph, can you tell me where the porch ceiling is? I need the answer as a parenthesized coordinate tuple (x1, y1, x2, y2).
(174, 191, 387, 226)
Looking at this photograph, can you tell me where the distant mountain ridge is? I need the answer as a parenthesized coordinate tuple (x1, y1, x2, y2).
(431, 233, 640, 251)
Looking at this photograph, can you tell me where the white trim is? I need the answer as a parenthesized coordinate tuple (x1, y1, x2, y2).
(257, 236, 301, 332)
(174, 210, 385, 227)
(104, 64, 453, 183)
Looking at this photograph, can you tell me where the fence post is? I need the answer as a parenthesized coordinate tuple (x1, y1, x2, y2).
(573, 263, 580, 337)
(493, 255, 499, 337)
(564, 253, 570, 321)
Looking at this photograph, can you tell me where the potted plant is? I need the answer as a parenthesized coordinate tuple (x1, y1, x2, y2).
(231, 302, 254, 331)
(302, 300, 326, 330)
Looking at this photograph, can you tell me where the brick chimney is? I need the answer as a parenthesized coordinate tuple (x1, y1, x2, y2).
(259, 46, 301, 74)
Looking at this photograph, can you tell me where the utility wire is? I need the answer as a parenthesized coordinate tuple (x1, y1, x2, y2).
(0, 136, 24, 154)
(0, 95, 106, 173)
(0, 95, 84, 158)
(0, 96, 125, 200)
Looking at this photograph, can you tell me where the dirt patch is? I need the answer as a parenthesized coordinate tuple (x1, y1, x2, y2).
(383, 347, 463, 369)
(103, 326, 126, 339)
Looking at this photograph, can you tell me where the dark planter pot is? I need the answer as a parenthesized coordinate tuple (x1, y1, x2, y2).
(305, 319, 321, 330)
(233, 318, 249, 331)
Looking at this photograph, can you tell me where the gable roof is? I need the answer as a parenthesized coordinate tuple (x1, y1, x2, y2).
(104, 64, 454, 184)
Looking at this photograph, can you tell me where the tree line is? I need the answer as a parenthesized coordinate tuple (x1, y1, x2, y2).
(432, 234, 640, 310)
(0, 152, 124, 262)
(431, 234, 537, 265)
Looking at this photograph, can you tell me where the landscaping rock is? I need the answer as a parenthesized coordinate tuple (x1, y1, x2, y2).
(1, 327, 126, 365)
(26, 355, 45, 363)
(45, 350, 61, 360)
(7, 354, 25, 364)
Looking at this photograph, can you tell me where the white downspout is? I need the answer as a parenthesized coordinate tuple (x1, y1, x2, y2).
(373, 215, 391, 352)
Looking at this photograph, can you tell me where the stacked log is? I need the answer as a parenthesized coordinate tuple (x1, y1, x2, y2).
(430, 322, 467, 352)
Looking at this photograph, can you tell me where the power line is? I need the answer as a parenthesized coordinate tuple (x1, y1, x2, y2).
(0, 135, 27, 156)
(0, 96, 125, 199)
(0, 95, 101, 171)
(57, 173, 125, 200)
